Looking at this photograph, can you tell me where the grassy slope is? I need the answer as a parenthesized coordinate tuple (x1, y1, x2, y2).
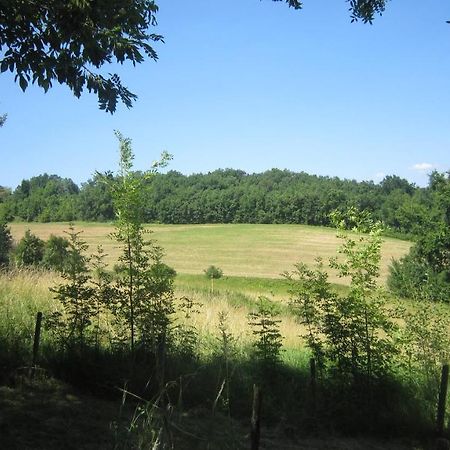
(9, 222, 411, 285)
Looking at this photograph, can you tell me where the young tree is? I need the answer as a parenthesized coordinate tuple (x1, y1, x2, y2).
(106, 131, 174, 352)
(49, 226, 95, 349)
(286, 208, 397, 382)
(204, 265, 223, 294)
(248, 296, 283, 366)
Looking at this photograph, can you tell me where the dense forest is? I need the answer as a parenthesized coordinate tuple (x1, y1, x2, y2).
(0, 169, 446, 237)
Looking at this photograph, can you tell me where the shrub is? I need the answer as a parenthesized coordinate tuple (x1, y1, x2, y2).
(14, 230, 45, 267)
(388, 253, 450, 302)
(42, 234, 70, 272)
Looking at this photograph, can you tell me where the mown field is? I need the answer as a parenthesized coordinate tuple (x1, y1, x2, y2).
(9, 222, 411, 285)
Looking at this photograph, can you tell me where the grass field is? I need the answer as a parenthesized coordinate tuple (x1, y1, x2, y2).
(9, 222, 411, 285)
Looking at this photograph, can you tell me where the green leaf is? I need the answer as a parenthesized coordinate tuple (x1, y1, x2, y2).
(19, 75, 28, 92)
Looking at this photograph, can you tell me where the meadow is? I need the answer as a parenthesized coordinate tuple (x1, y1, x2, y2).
(9, 222, 411, 285)
(1, 222, 447, 449)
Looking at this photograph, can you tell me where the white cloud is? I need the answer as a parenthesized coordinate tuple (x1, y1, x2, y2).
(411, 162, 434, 171)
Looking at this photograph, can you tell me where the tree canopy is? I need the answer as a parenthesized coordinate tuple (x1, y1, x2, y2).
(0, 0, 387, 112)
(0, 0, 162, 113)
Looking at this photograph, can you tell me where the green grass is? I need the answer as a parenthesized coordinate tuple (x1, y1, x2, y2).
(9, 222, 411, 285)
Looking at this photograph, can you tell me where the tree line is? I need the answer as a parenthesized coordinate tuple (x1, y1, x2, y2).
(0, 169, 446, 237)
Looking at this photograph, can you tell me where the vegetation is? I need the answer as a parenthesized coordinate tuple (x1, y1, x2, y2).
(388, 171, 450, 302)
(204, 265, 223, 293)
(0, 0, 162, 112)
(0, 221, 12, 267)
(0, 142, 448, 447)
(14, 229, 45, 267)
(0, 228, 447, 446)
(8, 222, 411, 285)
(105, 131, 174, 353)
(1, 170, 444, 239)
(0, 0, 387, 114)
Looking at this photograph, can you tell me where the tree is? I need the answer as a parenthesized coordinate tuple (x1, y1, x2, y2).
(286, 208, 397, 382)
(204, 265, 223, 294)
(49, 226, 95, 349)
(0, 0, 162, 113)
(0, 221, 12, 267)
(1, 1, 386, 113)
(105, 131, 174, 352)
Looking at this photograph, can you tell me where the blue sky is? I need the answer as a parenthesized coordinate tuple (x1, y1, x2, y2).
(1, 0, 449, 190)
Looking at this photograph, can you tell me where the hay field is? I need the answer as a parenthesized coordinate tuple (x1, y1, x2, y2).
(9, 222, 411, 285)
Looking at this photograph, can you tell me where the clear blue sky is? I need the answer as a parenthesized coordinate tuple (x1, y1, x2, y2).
(1, 0, 449, 190)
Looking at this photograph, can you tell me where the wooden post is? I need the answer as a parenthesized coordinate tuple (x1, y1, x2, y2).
(31, 312, 43, 378)
(437, 364, 449, 437)
(310, 357, 317, 412)
(251, 384, 262, 450)
(157, 332, 167, 394)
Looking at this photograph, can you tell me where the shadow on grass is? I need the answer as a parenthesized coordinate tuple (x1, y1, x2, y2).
(0, 339, 444, 449)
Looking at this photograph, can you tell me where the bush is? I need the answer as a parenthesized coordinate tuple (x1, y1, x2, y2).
(14, 230, 45, 267)
(388, 252, 450, 302)
(42, 235, 70, 272)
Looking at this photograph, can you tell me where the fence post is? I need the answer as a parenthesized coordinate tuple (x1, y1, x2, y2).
(437, 364, 449, 437)
(30, 311, 43, 379)
(251, 384, 262, 450)
(310, 358, 317, 412)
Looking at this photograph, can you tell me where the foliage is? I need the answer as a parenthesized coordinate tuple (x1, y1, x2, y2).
(77, 173, 115, 221)
(0, 221, 12, 267)
(42, 234, 69, 272)
(14, 229, 45, 267)
(171, 296, 201, 359)
(286, 208, 397, 382)
(105, 131, 175, 352)
(48, 226, 94, 349)
(0, 113, 6, 127)
(248, 296, 283, 366)
(388, 171, 450, 301)
(0, 0, 162, 113)
(90, 245, 113, 351)
(3, 173, 78, 222)
(6, 168, 444, 239)
(204, 265, 223, 293)
(388, 252, 450, 302)
(284, 258, 331, 368)
(204, 265, 223, 280)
